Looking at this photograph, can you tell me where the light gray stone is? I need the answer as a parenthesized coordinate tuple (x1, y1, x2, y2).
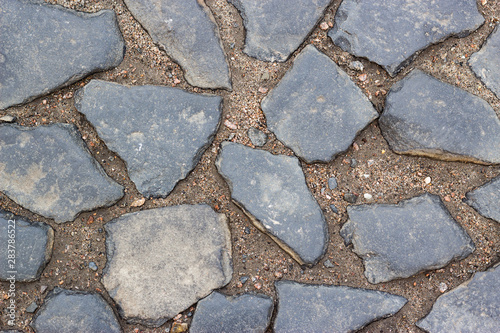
(328, 176, 337, 190)
(247, 127, 267, 147)
(465, 176, 500, 224)
(469, 26, 500, 99)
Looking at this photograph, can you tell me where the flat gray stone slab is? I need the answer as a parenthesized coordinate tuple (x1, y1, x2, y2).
(75, 80, 221, 198)
(465, 176, 500, 224)
(102, 205, 232, 327)
(31, 288, 121, 333)
(341, 193, 475, 284)
(417, 263, 500, 332)
(0, 211, 53, 282)
(274, 280, 407, 333)
(379, 70, 500, 165)
(469, 26, 500, 99)
(329, 0, 484, 76)
(216, 142, 327, 266)
(0, 124, 124, 223)
(0, 0, 124, 110)
(229, 0, 330, 62)
(123, 0, 230, 89)
(190, 292, 273, 333)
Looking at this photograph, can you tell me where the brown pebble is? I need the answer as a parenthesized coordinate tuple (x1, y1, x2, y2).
(319, 22, 329, 30)
(224, 119, 238, 130)
(254, 282, 262, 290)
(131, 197, 146, 207)
(258, 86, 268, 94)
(359, 74, 367, 82)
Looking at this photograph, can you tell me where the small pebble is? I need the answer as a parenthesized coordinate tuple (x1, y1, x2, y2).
(40, 285, 48, 293)
(258, 87, 268, 94)
(89, 262, 98, 271)
(328, 176, 338, 190)
(274, 271, 283, 279)
(350, 158, 357, 168)
(323, 259, 335, 268)
(438, 282, 448, 293)
(261, 72, 270, 80)
(26, 301, 38, 313)
(344, 193, 358, 204)
(130, 197, 146, 207)
(171, 322, 188, 333)
(363, 193, 373, 201)
(239, 276, 249, 284)
(424, 177, 432, 184)
(224, 119, 237, 130)
(244, 226, 251, 234)
(0, 115, 16, 123)
(348, 60, 364, 71)
(358, 74, 367, 81)
(319, 22, 329, 30)
(330, 204, 338, 214)
(320, 187, 326, 195)
(443, 196, 451, 202)
(254, 282, 262, 290)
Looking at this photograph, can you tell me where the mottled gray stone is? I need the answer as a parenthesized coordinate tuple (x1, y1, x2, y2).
(380, 70, 500, 165)
(0, 0, 124, 110)
(102, 205, 232, 327)
(328, 176, 337, 190)
(216, 142, 327, 266)
(274, 280, 407, 333)
(0, 124, 124, 223)
(248, 127, 267, 147)
(25, 301, 38, 313)
(465, 176, 500, 224)
(190, 292, 273, 333)
(341, 193, 475, 284)
(261, 45, 378, 163)
(469, 26, 500, 99)
(329, 0, 484, 76)
(75, 80, 221, 198)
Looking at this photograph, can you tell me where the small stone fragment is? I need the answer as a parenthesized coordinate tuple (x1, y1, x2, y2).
(40, 285, 48, 294)
(328, 176, 338, 190)
(247, 127, 268, 147)
(88, 262, 98, 271)
(130, 197, 146, 207)
(438, 282, 448, 293)
(261, 72, 270, 80)
(350, 158, 358, 168)
(363, 193, 373, 201)
(240, 276, 249, 284)
(26, 301, 38, 313)
(323, 260, 335, 268)
(348, 61, 364, 72)
(425, 177, 432, 184)
(0, 115, 15, 123)
(465, 176, 500, 223)
(330, 204, 338, 214)
(224, 119, 238, 130)
(258, 87, 268, 94)
(469, 26, 500, 99)
(171, 323, 188, 333)
(319, 22, 329, 30)
(344, 193, 358, 204)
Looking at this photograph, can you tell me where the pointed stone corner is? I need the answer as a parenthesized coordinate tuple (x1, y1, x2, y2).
(0, 0, 124, 110)
(341, 193, 475, 284)
(102, 205, 232, 327)
(417, 263, 500, 332)
(0, 124, 124, 223)
(274, 280, 407, 333)
(261, 45, 378, 163)
(215, 142, 328, 266)
(75, 80, 221, 198)
(229, 0, 330, 62)
(379, 70, 500, 165)
(465, 176, 500, 224)
(329, 0, 484, 76)
(469, 26, 500, 99)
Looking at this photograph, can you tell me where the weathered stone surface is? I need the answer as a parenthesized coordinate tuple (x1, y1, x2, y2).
(216, 142, 327, 265)
(75, 80, 221, 198)
(465, 176, 500, 224)
(0, 124, 124, 223)
(379, 70, 500, 165)
(261, 45, 377, 163)
(417, 263, 500, 332)
(341, 193, 475, 284)
(0, 0, 124, 110)
(469, 26, 500, 99)
(122, 0, 230, 89)
(102, 205, 232, 326)
(274, 280, 407, 333)
(248, 127, 267, 147)
(190, 292, 273, 333)
(329, 0, 484, 76)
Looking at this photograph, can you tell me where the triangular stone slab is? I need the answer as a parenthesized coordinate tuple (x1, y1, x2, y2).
(465, 176, 500, 224)
(469, 26, 500, 99)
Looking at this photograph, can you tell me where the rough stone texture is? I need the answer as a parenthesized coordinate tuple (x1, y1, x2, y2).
(274, 280, 407, 333)
(122, 0, 230, 89)
(261, 45, 378, 163)
(417, 263, 500, 332)
(190, 292, 273, 333)
(469, 26, 500, 99)
(329, 0, 484, 76)
(102, 205, 232, 327)
(216, 142, 327, 266)
(379, 70, 500, 165)
(0, 124, 124, 223)
(0, 0, 124, 110)
(229, 0, 330, 62)
(75, 80, 221, 198)
(465, 176, 500, 224)
(247, 127, 267, 147)
(341, 193, 475, 284)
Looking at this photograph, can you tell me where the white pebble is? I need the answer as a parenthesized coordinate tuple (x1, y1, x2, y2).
(363, 193, 373, 201)
(424, 177, 431, 184)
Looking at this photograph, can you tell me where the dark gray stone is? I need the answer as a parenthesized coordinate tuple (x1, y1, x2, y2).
(465, 176, 500, 224)
(25, 301, 38, 313)
(274, 280, 407, 333)
(0, 124, 124, 223)
(75, 80, 221, 198)
(0, 0, 124, 110)
(343, 193, 358, 204)
(341, 193, 475, 284)
(261, 45, 378, 163)
(248, 127, 267, 147)
(330, 204, 338, 214)
(329, 0, 484, 76)
(469, 26, 500, 99)
(379, 70, 500, 165)
(190, 292, 273, 333)
(216, 142, 327, 266)
(328, 176, 337, 190)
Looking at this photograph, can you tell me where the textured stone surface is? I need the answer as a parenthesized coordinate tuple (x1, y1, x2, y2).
(216, 142, 327, 265)
(341, 193, 475, 284)
(274, 280, 407, 333)
(0, 124, 124, 223)
(122, 0, 230, 89)
(102, 205, 232, 326)
(190, 292, 273, 333)
(75, 80, 221, 198)
(329, 0, 484, 76)
(379, 70, 500, 164)
(247, 127, 268, 147)
(0, 0, 124, 110)
(465, 176, 500, 224)
(469, 26, 500, 99)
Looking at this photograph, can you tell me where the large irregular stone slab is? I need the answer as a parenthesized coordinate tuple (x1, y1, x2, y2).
(469, 26, 500, 99)
(216, 142, 327, 266)
(102, 205, 232, 327)
(261, 45, 378, 163)
(465, 176, 500, 224)
(0, 0, 124, 110)
(0, 124, 124, 223)
(274, 280, 407, 333)
(329, 0, 484, 76)
(122, 0, 230, 89)
(341, 193, 475, 284)
(229, 0, 330, 62)
(190, 292, 273, 333)
(75, 80, 221, 198)
(417, 263, 500, 332)
(379, 70, 500, 165)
